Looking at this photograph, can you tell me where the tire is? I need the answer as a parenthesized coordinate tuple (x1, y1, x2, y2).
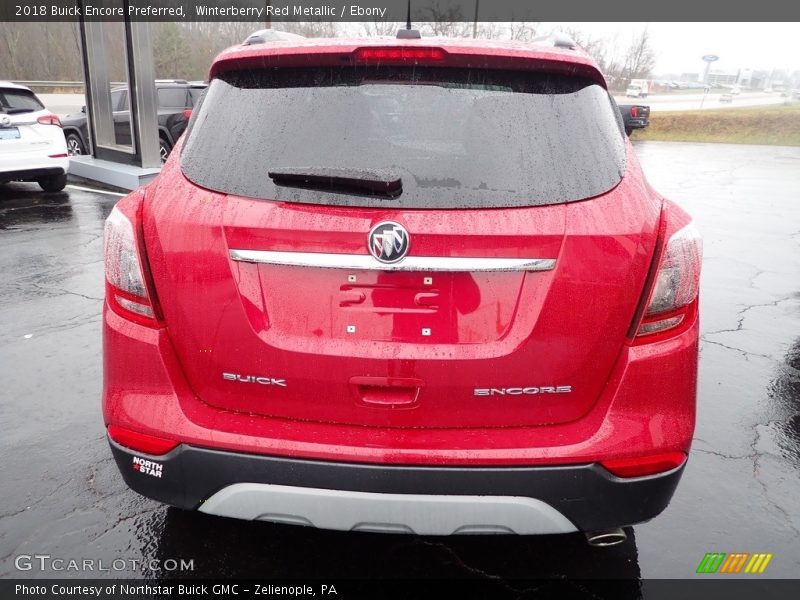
(159, 137, 172, 164)
(37, 173, 67, 193)
(65, 132, 86, 156)
(624, 127, 633, 136)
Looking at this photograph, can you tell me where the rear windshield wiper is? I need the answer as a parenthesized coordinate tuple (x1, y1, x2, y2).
(268, 167, 402, 199)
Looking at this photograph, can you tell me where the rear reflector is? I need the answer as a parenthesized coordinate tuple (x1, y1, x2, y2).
(48, 153, 68, 158)
(601, 452, 687, 478)
(108, 425, 179, 455)
(354, 47, 446, 63)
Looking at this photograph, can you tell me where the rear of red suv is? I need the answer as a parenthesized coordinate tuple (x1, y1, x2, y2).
(103, 37, 701, 540)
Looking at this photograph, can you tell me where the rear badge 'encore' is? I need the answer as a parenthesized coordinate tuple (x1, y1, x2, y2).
(474, 386, 573, 396)
(369, 221, 410, 264)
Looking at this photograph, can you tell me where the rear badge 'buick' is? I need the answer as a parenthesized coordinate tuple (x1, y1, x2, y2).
(223, 373, 287, 387)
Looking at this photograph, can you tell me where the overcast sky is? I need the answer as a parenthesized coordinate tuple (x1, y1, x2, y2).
(546, 22, 800, 76)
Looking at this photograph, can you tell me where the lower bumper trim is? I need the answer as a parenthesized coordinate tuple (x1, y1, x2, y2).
(109, 439, 685, 534)
(198, 482, 577, 535)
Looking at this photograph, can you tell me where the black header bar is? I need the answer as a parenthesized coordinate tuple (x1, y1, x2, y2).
(2, 0, 799, 23)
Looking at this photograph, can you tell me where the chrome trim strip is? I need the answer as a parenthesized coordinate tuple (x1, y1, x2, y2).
(229, 249, 556, 272)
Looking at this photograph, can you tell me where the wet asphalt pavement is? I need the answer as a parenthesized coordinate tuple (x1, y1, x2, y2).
(1, 142, 799, 586)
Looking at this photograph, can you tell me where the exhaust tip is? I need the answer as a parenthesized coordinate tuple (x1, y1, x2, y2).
(585, 528, 628, 547)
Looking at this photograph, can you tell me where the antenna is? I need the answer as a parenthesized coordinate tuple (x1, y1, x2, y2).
(397, 0, 421, 39)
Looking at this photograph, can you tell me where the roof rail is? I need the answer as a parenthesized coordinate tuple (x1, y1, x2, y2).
(243, 29, 305, 46)
(532, 32, 577, 50)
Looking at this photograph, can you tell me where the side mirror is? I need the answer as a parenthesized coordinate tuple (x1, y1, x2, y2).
(81, 105, 86, 113)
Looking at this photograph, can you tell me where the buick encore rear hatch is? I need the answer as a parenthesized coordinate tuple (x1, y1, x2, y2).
(144, 65, 647, 429)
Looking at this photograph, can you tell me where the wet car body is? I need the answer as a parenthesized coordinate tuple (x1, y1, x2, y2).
(102, 36, 702, 537)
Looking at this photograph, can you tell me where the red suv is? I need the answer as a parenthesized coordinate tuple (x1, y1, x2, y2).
(103, 34, 701, 544)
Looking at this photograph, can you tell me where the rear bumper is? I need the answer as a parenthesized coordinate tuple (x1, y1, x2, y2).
(626, 119, 649, 130)
(0, 165, 67, 182)
(109, 438, 685, 534)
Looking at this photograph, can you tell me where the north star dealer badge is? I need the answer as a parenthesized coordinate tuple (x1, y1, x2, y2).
(132, 456, 163, 478)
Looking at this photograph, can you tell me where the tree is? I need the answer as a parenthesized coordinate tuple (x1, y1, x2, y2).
(361, 20, 402, 37)
(417, 1, 472, 38)
(153, 23, 190, 79)
(281, 22, 341, 38)
(507, 21, 538, 42)
(622, 28, 656, 81)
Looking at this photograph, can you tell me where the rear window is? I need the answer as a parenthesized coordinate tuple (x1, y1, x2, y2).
(189, 87, 206, 105)
(0, 88, 44, 113)
(158, 87, 191, 108)
(181, 67, 625, 209)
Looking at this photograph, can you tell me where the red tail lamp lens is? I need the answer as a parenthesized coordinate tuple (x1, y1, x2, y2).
(108, 425, 179, 455)
(37, 114, 62, 127)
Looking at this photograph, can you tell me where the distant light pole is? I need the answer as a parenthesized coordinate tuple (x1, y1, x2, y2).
(700, 55, 719, 109)
(473, 0, 479, 39)
(701, 54, 719, 85)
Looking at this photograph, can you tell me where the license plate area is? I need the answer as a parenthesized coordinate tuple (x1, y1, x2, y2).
(0, 127, 21, 140)
(338, 271, 452, 342)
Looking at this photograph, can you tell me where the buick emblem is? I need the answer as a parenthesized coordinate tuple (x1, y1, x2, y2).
(0, 116, 10, 127)
(368, 221, 409, 264)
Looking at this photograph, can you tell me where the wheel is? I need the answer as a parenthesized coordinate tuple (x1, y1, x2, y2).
(65, 132, 86, 156)
(159, 137, 172, 164)
(624, 127, 633, 136)
(37, 173, 67, 193)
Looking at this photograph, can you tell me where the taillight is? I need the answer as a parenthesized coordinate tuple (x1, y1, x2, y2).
(630, 106, 639, 118)
(37, 114, 62, 127)
(108, 425, 179, 455)
(601, 451, 687, 478)
(354, 46, 447, 64)
(182, 109, 192, 119)
(630, 206, 702, 342)
(104, 194, 161, 325)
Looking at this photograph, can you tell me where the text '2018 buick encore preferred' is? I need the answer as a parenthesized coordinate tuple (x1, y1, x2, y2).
(103, 34, 701, 543)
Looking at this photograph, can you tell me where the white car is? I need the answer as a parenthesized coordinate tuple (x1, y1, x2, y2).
(0, 81, 69, 192)
(626, 84, 644, 97)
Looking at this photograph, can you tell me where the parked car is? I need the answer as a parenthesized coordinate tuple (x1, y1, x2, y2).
(618, 104, 650, 136)
(625, 82, 648, 98)
(61, 80, 205, 163)
(0, 81, 69, 192)
(103, 34, 702, 543)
